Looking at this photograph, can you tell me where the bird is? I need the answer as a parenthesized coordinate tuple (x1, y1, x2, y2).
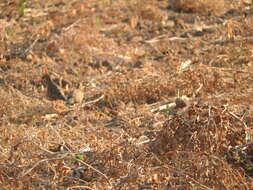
(175, 97, 187, 109)
(42, 74, 67, 101)
(66, 89, 84, 104)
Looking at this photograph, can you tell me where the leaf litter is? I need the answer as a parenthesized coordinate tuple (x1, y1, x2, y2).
(0, 0, 253, 189)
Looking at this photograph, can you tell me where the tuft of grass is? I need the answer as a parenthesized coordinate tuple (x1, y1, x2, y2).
(17, 0, 28, 17)
(5, 27, 14, 36)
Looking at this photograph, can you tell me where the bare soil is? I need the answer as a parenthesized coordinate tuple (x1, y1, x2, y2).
(1, 0, 253, 189)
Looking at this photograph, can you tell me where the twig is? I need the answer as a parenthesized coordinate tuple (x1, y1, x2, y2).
(47, 124, 73, 152)
(81, 94, 104, 107)
(63, 19, 81, 32)
(23, 36, 39, 56)
(150, 102, 176, 113)
(227, 111, 251, 142)
(30, 140, 55, 155)
(64, 94, 105, 113)
(19, 154, 69, 178)
(20, 135, 55, 155)
(145, 35, 187, 43)
(153, 154, 214, 190)
(233, 142, 253, 150)
(73, 157, 111, 185)
(67, 185, 94, 190)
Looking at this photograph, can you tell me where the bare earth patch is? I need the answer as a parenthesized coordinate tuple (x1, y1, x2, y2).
(0, 0, 253, 189)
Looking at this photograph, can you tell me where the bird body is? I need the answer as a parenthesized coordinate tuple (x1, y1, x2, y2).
(66, 89, 84, 104)
(42, 74, 67, 101)
(42, 74, 84, 104)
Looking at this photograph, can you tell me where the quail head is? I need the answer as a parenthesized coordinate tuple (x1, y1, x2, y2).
(66, 89, 84, 104)
(42, 74, 66, 101)
(175, 97, 187, 109)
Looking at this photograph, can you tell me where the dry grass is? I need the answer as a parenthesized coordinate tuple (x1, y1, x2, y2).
(0, 0, 253, 189)
(168, 0, 226, 15)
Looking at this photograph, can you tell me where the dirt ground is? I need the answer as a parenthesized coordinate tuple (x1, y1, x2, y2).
(1, 0, 253, 189)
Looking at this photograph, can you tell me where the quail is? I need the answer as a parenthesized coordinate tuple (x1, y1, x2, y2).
(175, 97, 187, 109)
(42, 74, 67, 101)
(66, 89, 84, 104)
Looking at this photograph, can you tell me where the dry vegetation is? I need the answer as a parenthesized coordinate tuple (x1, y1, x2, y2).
(1, 0, 253, 189)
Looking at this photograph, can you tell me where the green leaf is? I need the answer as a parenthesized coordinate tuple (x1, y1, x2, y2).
(5, 27, 13, 36)
(74, 154, 84, 161)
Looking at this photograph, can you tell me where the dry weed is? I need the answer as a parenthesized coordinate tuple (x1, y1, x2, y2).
(1, 0, 253, 189)
(169, 0, 226, 15)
